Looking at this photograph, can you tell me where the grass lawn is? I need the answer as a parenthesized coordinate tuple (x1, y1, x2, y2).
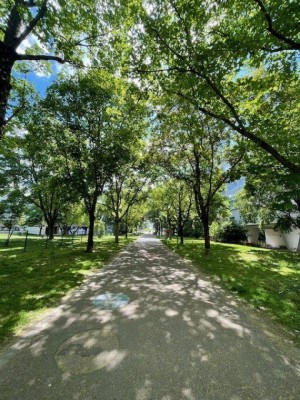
(0, 233, 136, 347)
(163, 238, 300, 343)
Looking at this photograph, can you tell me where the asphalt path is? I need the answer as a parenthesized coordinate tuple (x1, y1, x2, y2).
(0, 234, 299, 399)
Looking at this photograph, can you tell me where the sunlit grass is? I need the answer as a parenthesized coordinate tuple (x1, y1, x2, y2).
(163, 238, 300, 344)
(0, 234, 136, 346)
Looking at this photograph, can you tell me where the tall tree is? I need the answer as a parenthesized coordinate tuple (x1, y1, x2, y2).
(105, 166, 149, 244)
(0, 130, 74, 239)
(44, 70, 147, 252)
(148, 180, 193, 244)
(154, 99, 243, 253)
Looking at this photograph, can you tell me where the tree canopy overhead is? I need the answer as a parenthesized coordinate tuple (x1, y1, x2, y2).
(0, 0, 104, 135)
(121, 0, 300, 172)
(0, 0, 299, 253)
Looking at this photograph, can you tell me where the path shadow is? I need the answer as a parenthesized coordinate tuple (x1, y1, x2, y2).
(0, 235, 299, 400)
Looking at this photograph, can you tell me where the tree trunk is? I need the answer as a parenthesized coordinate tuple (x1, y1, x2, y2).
(125, 215, 128, 239)
(0, 42, 15, 136)
(179, 225, 184, 245)
(47, 220, 55, 240)
(114, 218, 119, 244)
(178, 208, 184, 245)
(202, 216, 210, 255)
(86, 211, 95, 253)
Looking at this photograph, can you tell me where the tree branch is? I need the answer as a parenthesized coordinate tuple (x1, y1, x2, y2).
(174, 90, 300, 173)
(5, 103, 25, 123)
(254, 0, 300, 51)
(16, 53, 66, 63)
(16, 0, 48, 46)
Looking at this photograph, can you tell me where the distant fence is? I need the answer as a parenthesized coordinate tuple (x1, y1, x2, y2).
(0, 232, 115, 253)
(0, 232, 87, 252)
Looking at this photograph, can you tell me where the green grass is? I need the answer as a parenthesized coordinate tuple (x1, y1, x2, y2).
(163, 238, 300, 343)
(0, 234, 136, 346)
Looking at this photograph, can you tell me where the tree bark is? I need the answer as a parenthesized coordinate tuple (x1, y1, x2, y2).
(86, 210, 95, 253)
(47, 220, 56, 240)
(178, 210, 184, 245)
(125, 214, 128, 239)
(114, 218, 119, 244)
(202, 214, 210, 255)
(0, 42, 16, 135)
(179, 226, 184, 245)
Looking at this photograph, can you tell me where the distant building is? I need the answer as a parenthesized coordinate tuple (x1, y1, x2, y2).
(225, 179, 300, 251)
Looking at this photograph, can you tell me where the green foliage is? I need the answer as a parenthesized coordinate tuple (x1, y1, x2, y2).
(103, 143, 150, 242)
(23, 207, 44, 230)
(236, 156, 300, 232)
(218, 220, 248, 244)
(57, 203, 87, 234)
(44, 70, 147, 201)
(0, 197, 25, 231)
(0, 0, 102, 64)
(34, 70, 148, 250)
(210, 221, 224, 241)
(150, 99, 241, 249)
(183, 218, 203, 238)
(121, 0, 300, 173)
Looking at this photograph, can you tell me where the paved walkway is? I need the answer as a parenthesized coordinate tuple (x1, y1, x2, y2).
(1, 235, 299, 399)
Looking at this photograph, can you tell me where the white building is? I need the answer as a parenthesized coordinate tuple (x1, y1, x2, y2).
(246, 223, 300, 251)
(225, 180, 300, 251)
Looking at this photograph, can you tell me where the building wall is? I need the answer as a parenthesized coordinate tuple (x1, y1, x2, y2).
(26, 226, 46, 235)
(283, 229, 300, 251)
(225, 179, 300, 251)
(265, 229, 286, 248)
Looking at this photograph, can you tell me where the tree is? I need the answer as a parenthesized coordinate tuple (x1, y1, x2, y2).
(147, 180, 192, 244)
(0, 0, 102, 136)
(0, 191, 26, 245)
(44, 70, 147, 252)
(147, 184, 176, 238)
(122, 0, 300, 173)
(235, 165, 300, 233)
(23, 206, 45, 235)
(0, 114, 78, 239)
(57, 203, 87, 236)
(153, 98, 242, 253)
(105, 166, 149, 243)
(124, 202, 148, 237)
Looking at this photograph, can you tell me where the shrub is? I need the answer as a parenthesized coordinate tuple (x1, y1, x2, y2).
(219, 220, 247, 244)
(183, 218, 204, 238)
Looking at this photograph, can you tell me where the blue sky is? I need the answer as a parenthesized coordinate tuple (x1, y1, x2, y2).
(23, 71, 56, 97)
(13, 59, 62, 98)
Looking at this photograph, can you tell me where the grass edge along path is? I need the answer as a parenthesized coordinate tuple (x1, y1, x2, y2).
(163, 238, 300, 345)
(0, 234, 136, 347)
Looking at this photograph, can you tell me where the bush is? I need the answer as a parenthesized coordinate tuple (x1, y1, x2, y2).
(183, 218, 204, 238)
(219, 220, 247, 244)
